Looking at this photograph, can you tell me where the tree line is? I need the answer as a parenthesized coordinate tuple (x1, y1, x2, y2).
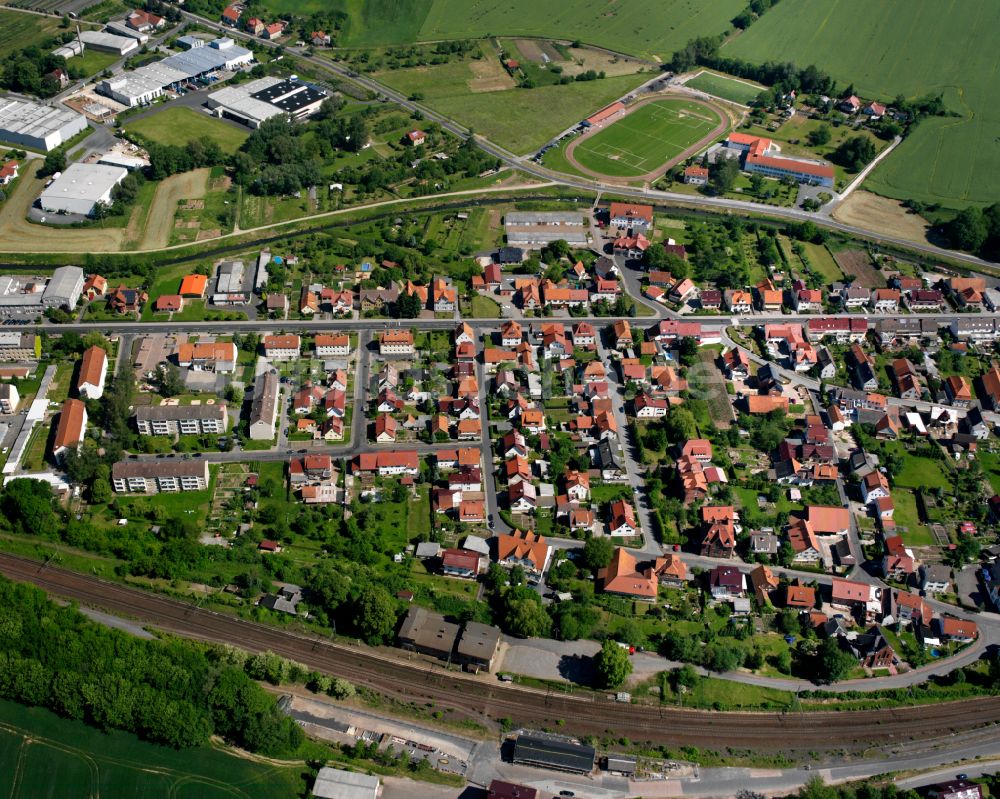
(0, 576, 302, 753)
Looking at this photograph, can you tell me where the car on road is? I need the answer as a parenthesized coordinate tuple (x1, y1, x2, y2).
(957, 774, 968, 780)
(559, 792, 575, 796)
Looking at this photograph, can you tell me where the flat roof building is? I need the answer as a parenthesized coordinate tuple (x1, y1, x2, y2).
(104, 20, 150, 43)
(39, 164, 128, 216)
(215, 260, 244, 293)
(311, 768, 380, 799)
(512, 735, 596, 773)
(0, 98, 89, 152)
(98, 38, 252, 107)
(505, 211, 588, 247)
(206, 76, 326, 128)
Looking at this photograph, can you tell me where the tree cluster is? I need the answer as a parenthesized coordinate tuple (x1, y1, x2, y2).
(0, 576, 302, 753)
(944, 203, 1000, 258)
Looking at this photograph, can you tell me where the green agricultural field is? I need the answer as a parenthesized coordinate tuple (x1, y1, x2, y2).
(0, 8, 62, 58)
(724, 0, 1000, 208)
(378, 68, 647, 154)
(800, 242, 843, 282)
(125, 107, 249, 150)
(415, 0, 745, 59)
(573, 98, 722, 178)
(0, 699, 305, 799)
(685, 71, 764, 105)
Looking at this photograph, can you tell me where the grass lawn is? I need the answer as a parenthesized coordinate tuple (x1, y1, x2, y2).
(573, 98, 723, 178)
(470, 294, 501, 318)
(0, 698, 305, 799)
(72, 49, 120, 79)
(378, 70, 648, 155)
(406, 487, 432, 537)
(894, 454, 952, 491)
(976, 451, 1000, 495)
(685, 71, 764, 105)
(893, 489, 935, 547)
(724, 0, 1000, 208)
(801, 242, 844, 283)
(125, 107, 248, 150)
(0, 9, 62, 59)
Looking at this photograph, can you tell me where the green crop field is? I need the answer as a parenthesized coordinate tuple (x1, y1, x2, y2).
(724, 0, 1000, 208)
(685, 71, 764, 105)
(125, 107, 249, 150)
(0, 8, 62, 58)
(378, 66, 648, 154)
(572, 98, 722, 178)
(0, 699, 305, 799)
(316, 0, 743, 53)
(415, 0, 745, 59)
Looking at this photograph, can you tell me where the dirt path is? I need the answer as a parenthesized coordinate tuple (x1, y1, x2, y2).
(136, 168, 210, 251)
(563, 92, 734, 184)
(0, 159, 128, 252)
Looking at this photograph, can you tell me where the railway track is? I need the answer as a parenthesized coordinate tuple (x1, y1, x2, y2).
(2, 552, 997, 752)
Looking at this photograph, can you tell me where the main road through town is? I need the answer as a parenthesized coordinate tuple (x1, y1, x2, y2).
(173, 8, 1000, 276)
(2, 550, 999, 753)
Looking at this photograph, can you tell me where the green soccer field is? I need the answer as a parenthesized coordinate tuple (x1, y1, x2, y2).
(572, 98, 723, 178)
(724, 0, 1000, 208)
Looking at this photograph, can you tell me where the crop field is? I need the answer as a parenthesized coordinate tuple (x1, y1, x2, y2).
(0, 699, 304, 799)
(125, 107, 249, 150)
(0, 8, 62, 58)
(724, 0, 1000, 208)
(571, 98, 723, 178)
(378, 65, 647, 154)
(685, 71, 764, 105)
(415, 0, 745, 59)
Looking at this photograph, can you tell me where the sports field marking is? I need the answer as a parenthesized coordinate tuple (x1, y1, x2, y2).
(571, 98, 721, 178)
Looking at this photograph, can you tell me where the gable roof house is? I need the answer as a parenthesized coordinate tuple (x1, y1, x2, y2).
(599, 547, 657, 601)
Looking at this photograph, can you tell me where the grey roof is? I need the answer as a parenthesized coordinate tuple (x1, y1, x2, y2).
(397, 606, 458, 655)
(312, 768, 379, 799)
(215, 260, 245, 294)
(135, 403, 226, 421)
(250, 371, 279, 426)
(513, 735, 595, 773)
(0, 98, 87, 144)
(111, 460, 208, 479)
(455, 621, 500, 662)
(415, 541, 441, 558)
(461, 535, 490, 555)
(505, 212, 586, 226)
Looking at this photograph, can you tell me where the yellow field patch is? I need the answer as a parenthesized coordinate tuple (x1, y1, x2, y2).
(832, 190, 931, 245)
(468, 56, 515, 93)
(137, 168, 210, 251)
(0, 160, 131, 253)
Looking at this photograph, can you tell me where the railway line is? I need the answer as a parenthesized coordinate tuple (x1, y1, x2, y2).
(2, 552, 998, 753)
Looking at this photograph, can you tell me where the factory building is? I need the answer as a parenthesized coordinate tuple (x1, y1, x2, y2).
(78, 30, 139, 56)
(38, 163, 128, 216)
(97, 37, 253, 107)
(0, 98, 89, 152)
(206, 76, 327, 128)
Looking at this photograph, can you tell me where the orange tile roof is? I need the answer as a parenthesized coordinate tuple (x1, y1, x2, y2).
(77, 345, 106, 390)
(179, 274, 208, 297)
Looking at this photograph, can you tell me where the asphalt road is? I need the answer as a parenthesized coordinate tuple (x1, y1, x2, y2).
(3, 550, 1000, 753)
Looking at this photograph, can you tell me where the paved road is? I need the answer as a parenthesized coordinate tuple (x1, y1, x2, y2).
(166, 7, 1000, 275)
(594, 335, 657, 551)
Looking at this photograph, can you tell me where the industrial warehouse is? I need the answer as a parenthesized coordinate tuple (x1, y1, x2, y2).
(0, 99, 88, 152)
(0, 267, 84, 317)
(97, 37, 253, 107)
(38, 163, 128, 217)
(205, 76, 327, 128)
